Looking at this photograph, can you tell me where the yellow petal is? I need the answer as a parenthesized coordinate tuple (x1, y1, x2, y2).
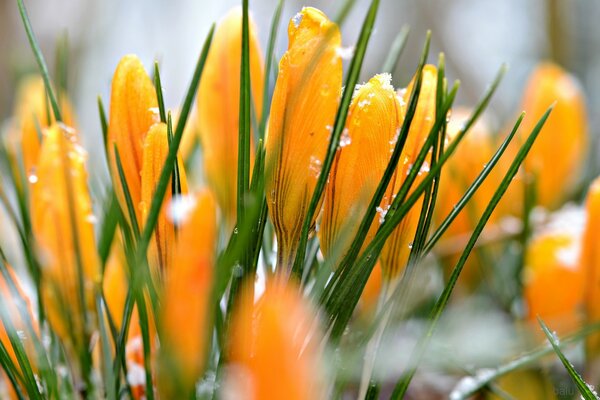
(140, 122, 188, 282)
(583, 177, 600, 357)
(102, 232, 129, 331)
(197, 7, 264, 227)
(159, 190, 217, 397)
(520, 62, 587, 209)
(31, 123, 99, 348)
(108, 55, 159, 221)
(320, 74, 401, 266)
(227, 278, 326, 400)
(379, 65, 437, 279)
(265, 7, 343, 270)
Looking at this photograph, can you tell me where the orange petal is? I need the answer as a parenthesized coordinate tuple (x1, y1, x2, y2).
(319, 74, 401, 266)
(197, 7, 264, 227)
(265, 7, 343, 270)
(520, 62, 587, 209)
(227, 278, 326, 400)
(583, 177, 600, 356)
(140, 122, 188, 282)
(159, 190, 217, 397)
(31, 123, 99, 348)
(102, 232, 129, 330)
(108, 55, 159, 221)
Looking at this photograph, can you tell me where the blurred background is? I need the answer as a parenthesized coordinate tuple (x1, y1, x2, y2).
(1, 0, 598, 181)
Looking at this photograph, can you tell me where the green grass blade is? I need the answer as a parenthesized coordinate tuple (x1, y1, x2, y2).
(237, 0, 251, 227)
(96, 294, 117, 400)
(382, 26, 410, 74)
(335, 0, 357, 25)
(97, 192, 120, 268)
(292, 0, 381, 279)
(16, 0, 62, 122)
(391, 105, 553, 398)
(54, 31, 69, 98)
(154, 62, 167, 124)
(135, 293, 155, 400)
(98, 96, 109, 160)
(113, 146, 141, 238)
(258, 0, 284, 140)
(538, 318, 599, 400)
(0, 340, 26, 400)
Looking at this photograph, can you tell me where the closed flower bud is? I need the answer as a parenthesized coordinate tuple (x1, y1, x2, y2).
(582, 177, 600, 359)
(197, 7, 264, 226)
(108, 55, 159, 222)
(523, 208, 585, 337)
(520, 62, 587, 209)
(265, 7, 343, 270)
(140, 122, 189, 282)
(320, 74, 401, 266)
(13, 76, 75, 178)
(102, 233, 128, 330)
(226, 278, 325, 400)
(159, 190, 217, 398)
(379, 65, 437, 279)
(31, 124, 100, 350)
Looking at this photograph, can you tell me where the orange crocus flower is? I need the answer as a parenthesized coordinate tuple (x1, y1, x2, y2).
(158, 190, 217, 398)
(107, 55, 159, 222)
(227, 278, 326, 400)
(31, 123, 100, 350)
(379, 65, 437, 279)
(102, 233, 129, 330)
(519, 62, 587, 209)
(319, 74, 402, 267)
(582, 177, 600, 358)
(197, 7, 264, 227)
(265, 7, 343, 270)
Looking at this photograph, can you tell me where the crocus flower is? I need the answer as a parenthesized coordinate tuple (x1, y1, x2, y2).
(107, 55, 159, 222)
(102, 233, 128, 330)
(197, 7, 264, 227)
(379, 65, 437, 279)
(31, 123, 100, 351)
(158, 190, 217, 398)
(519, 62, 587, 209)
(319, 74, 401, 267)
(140, 122, 188, 282)
(582, 177, 600, 358)
(265, 7, 343, 270)
(226, 278, 325, 400)
(12, 76, 75, 178)
(523, 208, 585, 337)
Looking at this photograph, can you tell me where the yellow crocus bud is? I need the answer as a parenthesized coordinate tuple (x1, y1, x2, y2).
(226, 278, 325, 400)
(265, 7, 343, 270)
(520, 62, 587, 209)
(102, 233, 128, 330)
(107, 55, 159, 222)
(582, 177, 600, 360)
(13, 76, 75, 177)
(140, 122, 189, 282)
(319, 74, 401, 266)
(523, 208, 585, 338)
(197, 7, 264, 226)
(159, 190, 217, 398)
(31, 124, 100, 350)
(379, 65, 437, 279)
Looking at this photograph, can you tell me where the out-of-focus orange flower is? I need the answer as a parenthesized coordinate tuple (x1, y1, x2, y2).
(582, 177, 600, 357)
(226, 278, 325, 400)
(12, 76, 75, 177)
(265, 7, 343, 270)
(159, 190, 217, 397)
(107, 55, 159, 222)
(319, 74, 401, 267)
(197, 7, 264, 227)
(379, 65, 437, 279)
(140, 122, 188, 282)
(523, 215, 585, 337)
(519, 62, 587, 209)
(102, 233, 128, 330)
(31, 123, 100, 350)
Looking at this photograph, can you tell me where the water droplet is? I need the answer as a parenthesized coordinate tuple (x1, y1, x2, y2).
(28, 169, 38, 184)
(309, 156, 322, 178)
(86, 214, 98, 224)
(232, 264, 243, 277)
(357, 98, 371, 108)
(408, 242, 413, 249)
(149, 107, 161, 123)
(167, 194, 197, 225)
(292, 12, 303, 28)
(336, 45, 355, 60)
(321, 84, 331, 97)
(339, 128, 352, 148)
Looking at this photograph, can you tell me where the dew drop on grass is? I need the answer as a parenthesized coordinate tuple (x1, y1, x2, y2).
(340, 128, 351, 147)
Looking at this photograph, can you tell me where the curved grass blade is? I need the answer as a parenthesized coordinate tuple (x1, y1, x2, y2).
(97, 192, 120, 268)
(96, 294, 117, 400)
(0, 341, 26, 400)
(383, 26, 410, 74)
(98, 96, 109, 161)
(154, 62, 167, 124)
(391, 106, 554, 398)
(539, 318, 599, 400)
(113, 146, 141, 238)
(16, 0, 62, 122)
(292, 0, 381, 279)
(258, 0, 284, 140)
(54, 31, 69, 98)
(335, 0, 358, 25)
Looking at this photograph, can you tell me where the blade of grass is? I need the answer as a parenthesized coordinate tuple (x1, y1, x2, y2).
(383, 26, 410, 74)
(114, 146, 141, 238)
(335, 0, 358, 25)
(97, 192, 120, 268)
(0, 340, 26, 400)
(391, 105, 553, 398)
(538, 318, 599, 400)
(237, 0, 251, 228)
(96, 294, 117, 400)
(292, 0, 381, 279)
(98, 96, 109, 163)
(154, 62, 167, 124)
(16, 0, 62, 122)
(54, 31, 69, 98)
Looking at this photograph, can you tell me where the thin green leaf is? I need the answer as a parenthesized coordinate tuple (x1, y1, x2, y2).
(54, 31, 69, 97)
(382, 26, 410, 74)
(97, 192, 120, 268)
(154, 62, 167, 124)
(113, 146, 141, 238)
(335, 0, 357, 25)
(98, 96, 109, 162)
(292, 0, 381, 278)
